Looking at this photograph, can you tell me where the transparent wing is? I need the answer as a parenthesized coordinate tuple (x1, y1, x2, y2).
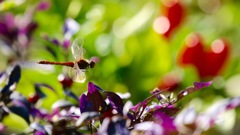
(68, 63, 86, 83)
(71, 37, 85, 60)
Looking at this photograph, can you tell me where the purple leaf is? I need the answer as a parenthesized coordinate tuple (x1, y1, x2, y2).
(30, 122, 45, 132)
(0, 14, 17, 46)
(75, 112, 99, 126)
(1, 66, 21, 103)
(193, 81, 212, 89)
(0, 71, 6, 82)
(129, 103, 141, 114)
(9, 106, 30, 124)
(0, 123, 6, 132)
(34, 83, 55, 98)
(35, 83, 55, 91)
(79, 94, 94, 113)
(63, 18, 80, 39)
(153, 111, 176, 131)
(226, 97, 240, 110)
(64, 89, 78, 101)
(144, 105, 179, 122)
(93, 83, 104, 92)
(8, 65, 21, 87)
(30, 107, 47, 118)
(43, 35, 60, 46)
(11, 98, 31, 111)
(30, 122, 49, 135)
(98, 117, 130, 135)
(129, 90, 162, 120)
(52, 38, 60, 45)
(63, 39, 71, 49)
(37, 1, 50, 11)
(51, 100, 72, 110)
(45, 46, 57, 59)
(155, 105, 179, 116)
(88, 82, 96, 94)
(177, 81, 212, 101)
(175, 107, 197, 127)
(87, 82, 107, 113)
(21, 22, 38, 37)
(0, 13, 15, 33)
(134, 121, 163, 135)
(34, 130, 47, 135)
(105, 92, 124, 114)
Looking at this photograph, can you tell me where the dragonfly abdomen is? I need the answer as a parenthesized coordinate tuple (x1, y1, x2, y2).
(38, 61, 74, 67)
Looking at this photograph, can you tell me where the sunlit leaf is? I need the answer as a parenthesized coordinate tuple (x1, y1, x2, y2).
(177, 81, 212, 101)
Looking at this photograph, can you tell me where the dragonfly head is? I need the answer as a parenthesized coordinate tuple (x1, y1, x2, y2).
(89, 60, 96, 68)
(89, 57, 99, 68)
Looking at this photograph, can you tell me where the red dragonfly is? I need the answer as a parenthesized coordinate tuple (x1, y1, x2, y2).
(38, 38, 95, 83)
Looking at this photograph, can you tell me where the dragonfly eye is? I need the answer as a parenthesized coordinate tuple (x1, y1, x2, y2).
(89, 61, 96, 68)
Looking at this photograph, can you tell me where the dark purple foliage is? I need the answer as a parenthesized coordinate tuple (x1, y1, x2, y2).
(34, 131, 46, 135)
(128, 89, 164, 122)
(64, 89, 78, 101)
(98, 117, 130, 135)
(177, 81, 212, 101)
(1, 65, 21, 93)
(30, 107, 47, 118)
(86, 82, 107, 113)
(105, 92, 124, 114)
(76, 112, 99, 126)
(37, 1, 50, 11)
(8, 106, 30, 124)
(128, 81, 212, 127)
(63, 18, 80, 42)
(0, 13, 37, 48)
(0, 14, 16, 44)
(1, 63, 239, 135)
(45, 46, 58, 59)
(153, 111, 176, 133)
(79, 94, 94, 113)
(193, 81, 212, 89)
(30, 122, 49, 135)
(43, 35, 60, 46)
(0, 65, 21, 109)
(34, 83, 55, 98)
(42, 18, 79, 54)
(63, 39, 71, 49)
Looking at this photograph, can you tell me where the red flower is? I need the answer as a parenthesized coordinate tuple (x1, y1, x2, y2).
(154, 1, 185, 39)
(178, 33, 230, 78)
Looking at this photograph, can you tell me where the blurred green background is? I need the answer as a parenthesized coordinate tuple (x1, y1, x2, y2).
(1, 0, 240, 133)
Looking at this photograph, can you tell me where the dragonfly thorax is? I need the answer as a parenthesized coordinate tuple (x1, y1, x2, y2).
(77, 59, 92, 69)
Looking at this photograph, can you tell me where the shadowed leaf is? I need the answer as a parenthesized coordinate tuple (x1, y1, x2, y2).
(8, 65, 21, 86)
(105, 92, 124, 114)
(87, 82, 107, 113)
(79, 94, 93, 113)
(34, 83, 55, 98)
(9, 106, 30, 124)
(64, 89, 78, 101)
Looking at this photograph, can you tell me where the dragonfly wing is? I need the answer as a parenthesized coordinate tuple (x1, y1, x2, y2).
(68, 63, 86, 83)
(74, 69, 86, 83)
(71, 37, 85, 60)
